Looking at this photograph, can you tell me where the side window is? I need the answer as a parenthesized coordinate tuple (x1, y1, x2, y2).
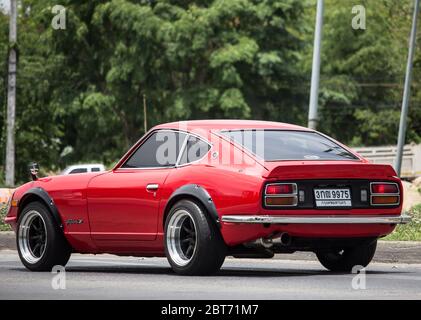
(91, 167, 100, 172)
(122, 131, 187, 168)
(69, 168, 88, 174)
(178, 135, 211, 165)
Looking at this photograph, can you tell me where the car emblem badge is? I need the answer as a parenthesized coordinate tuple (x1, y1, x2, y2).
(304, 155, 320, 159)
(66, 219, 84, 225)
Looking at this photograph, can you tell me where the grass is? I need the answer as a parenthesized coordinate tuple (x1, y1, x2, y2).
(384, 203, 421, 241)
(0, 205, 12, 231)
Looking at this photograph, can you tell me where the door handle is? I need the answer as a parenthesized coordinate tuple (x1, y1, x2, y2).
(146, 184, 159, 192)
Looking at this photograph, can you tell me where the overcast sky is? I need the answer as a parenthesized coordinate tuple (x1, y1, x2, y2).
(0, 0, 10, 13)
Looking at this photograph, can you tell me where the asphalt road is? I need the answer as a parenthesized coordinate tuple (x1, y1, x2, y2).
(1, 250, 421, 300)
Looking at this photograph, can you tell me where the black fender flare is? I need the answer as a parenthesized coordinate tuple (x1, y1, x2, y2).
(165, 184, 220, 228)
(19, 187, 63, 229)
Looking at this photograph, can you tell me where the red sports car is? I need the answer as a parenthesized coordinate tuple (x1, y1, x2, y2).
(4, 120, 410, 275)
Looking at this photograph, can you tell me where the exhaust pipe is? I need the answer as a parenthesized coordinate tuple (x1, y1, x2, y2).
(279, 232, 291, 246)
(258, 237, 273, 248)
(249, 233, 291, 249)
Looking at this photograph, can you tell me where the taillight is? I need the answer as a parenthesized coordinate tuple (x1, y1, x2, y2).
(266, 184, 295, 195)
(371, 183, 398, 194)
(264, 183, 298, 207)
(370, 182, 400, 206)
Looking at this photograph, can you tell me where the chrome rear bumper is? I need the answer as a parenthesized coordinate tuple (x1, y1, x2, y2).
(221, 214, 411, 225)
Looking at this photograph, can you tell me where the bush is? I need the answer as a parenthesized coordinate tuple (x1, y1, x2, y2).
(384, 204, 421, 241)
(0, 205, 12, 231)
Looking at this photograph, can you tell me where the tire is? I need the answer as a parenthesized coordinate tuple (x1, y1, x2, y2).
(164, 199, 226, 275)
(316, 240, 377, 272)
(17, 201, 72, 271)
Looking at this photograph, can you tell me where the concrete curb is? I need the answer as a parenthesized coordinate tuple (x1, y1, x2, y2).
(272, 241, 421, 264)
(1, 231, 421, 264)
(0, 231, 15, 251)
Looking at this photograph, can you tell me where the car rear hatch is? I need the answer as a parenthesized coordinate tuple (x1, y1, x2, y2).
(264, 161, 397, 179)
(262, 161, 402, 212)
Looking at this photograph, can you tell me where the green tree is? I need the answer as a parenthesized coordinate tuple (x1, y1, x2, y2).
(2, 0, 421, 186)
(311, 0, 420, 146)
(43, 0, 308, 164)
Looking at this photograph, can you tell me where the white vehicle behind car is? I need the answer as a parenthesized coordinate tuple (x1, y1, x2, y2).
(61, 164, 105, 175)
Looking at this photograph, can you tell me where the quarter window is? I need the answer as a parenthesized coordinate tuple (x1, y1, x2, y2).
(122, 131, 187, 168)
(178, 135, 211, 165)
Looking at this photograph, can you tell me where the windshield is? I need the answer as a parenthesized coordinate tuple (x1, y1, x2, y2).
(221, 130, 359, 161)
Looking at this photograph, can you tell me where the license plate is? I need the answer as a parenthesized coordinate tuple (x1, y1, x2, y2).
(314, 188, 351, 207)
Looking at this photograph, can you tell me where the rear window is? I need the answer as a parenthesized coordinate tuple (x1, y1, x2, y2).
(221, 130, 358, 161)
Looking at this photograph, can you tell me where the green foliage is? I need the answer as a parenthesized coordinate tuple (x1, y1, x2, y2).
(314, 0, 420, 145)
(0, 205, 11, 231)
(351, 109, 401, 146)
(0, 0, 421, 185)
(385, 204, 421, 241)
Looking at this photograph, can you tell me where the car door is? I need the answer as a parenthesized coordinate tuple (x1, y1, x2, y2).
(87, 130, 187, 242)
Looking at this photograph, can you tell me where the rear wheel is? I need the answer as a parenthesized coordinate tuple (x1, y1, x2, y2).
(17, 202, 71, 271)
(164, 199, 226, 275)
(316, 240, 377, 272)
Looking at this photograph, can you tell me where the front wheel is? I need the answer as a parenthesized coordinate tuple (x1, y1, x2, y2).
(316, 240, 377, 272)
(17, 201, 72, 271)
(164, 199, 226, 275)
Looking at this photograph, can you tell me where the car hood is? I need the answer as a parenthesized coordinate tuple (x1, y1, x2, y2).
(28, 171, 107, 191)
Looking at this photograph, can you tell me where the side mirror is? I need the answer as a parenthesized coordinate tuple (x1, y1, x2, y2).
(29, 162, 39, 181)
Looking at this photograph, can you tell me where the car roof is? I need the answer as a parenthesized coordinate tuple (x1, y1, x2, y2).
(153, 119, 311, 132)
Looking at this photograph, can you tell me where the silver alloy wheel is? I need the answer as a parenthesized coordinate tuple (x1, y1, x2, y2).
(166, 209, 198, 266)
(18, 210, 47, 264)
